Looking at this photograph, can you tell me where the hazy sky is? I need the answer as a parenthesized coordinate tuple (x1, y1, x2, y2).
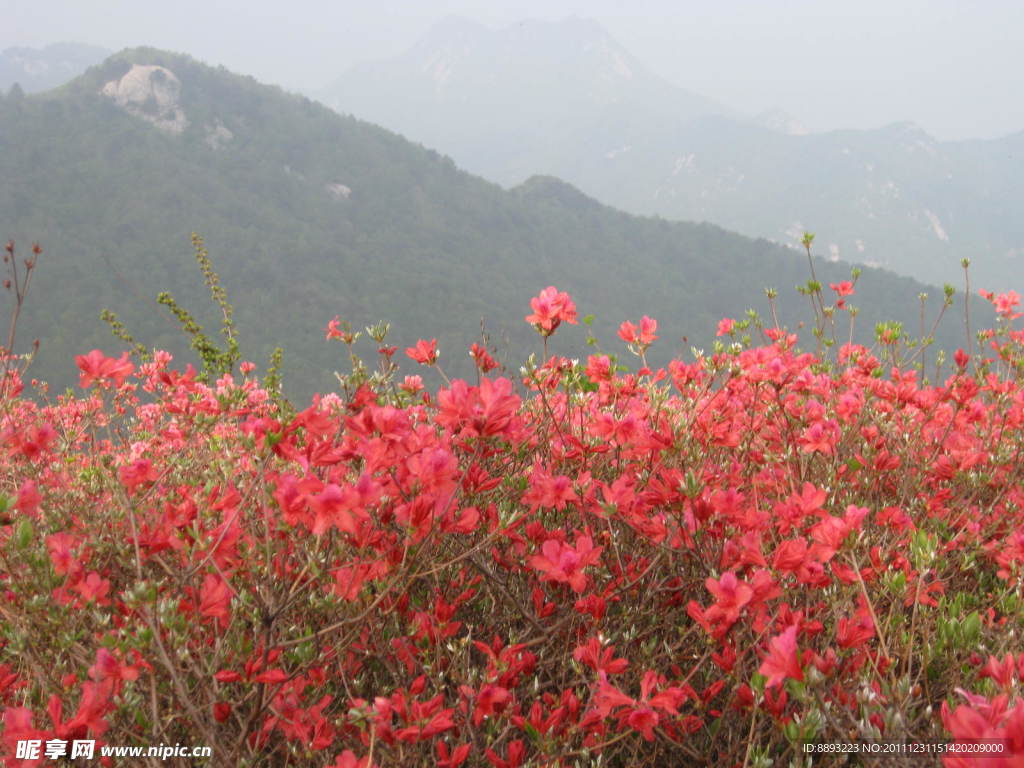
(4, 0, 1022, 140)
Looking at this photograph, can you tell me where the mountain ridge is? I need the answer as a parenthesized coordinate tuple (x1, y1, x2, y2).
(1, 47, 980, 400)
(321, 17, 1024, 294)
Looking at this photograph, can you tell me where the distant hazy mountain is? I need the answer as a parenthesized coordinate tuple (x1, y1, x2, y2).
(1, 48, 972, 400)
(320, 16, 735, 184)
(0, 42, 110, 92)
(321, 17, 1024, 293)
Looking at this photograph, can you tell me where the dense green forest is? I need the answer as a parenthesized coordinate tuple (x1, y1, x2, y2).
(0, 48, 984, 401)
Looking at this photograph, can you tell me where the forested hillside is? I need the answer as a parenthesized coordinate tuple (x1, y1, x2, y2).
(0, 48, 979, 400)
(325, 17, 1024, 293)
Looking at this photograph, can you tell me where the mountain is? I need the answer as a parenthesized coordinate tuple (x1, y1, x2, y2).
(322, 17, 1024, 294)
(0, 48, 976, 401)
(320, 16, 735, 186)
(0, 42, 111, 93)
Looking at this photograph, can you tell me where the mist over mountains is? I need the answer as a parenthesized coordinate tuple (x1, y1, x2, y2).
(0, 47, 971, 400)
(0, 42, 110, 93)
(321, 16, 1024, 294)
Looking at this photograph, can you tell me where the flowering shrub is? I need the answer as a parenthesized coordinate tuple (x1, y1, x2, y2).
(2, 275, 1024, 766)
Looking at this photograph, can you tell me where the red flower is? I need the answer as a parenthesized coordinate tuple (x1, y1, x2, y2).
(331, 559, 389, 601)
(88, 648, 140, 687)
(53, 679, 115, 738)
(485, 739, 525, 768)
(324, 315, 344, 340)
(716, 317, 735, 336)
(472, 684, 511, 725)
(15, 479, 41, 515)
(525, 286, 577, 337)
(585, 354, 612, 381)
(470, 343, 498, 372)
(254, 669, 288, 684)
(979, 654, 1017, 691)
(799, 420, 840, 455)
(199, 573, 233, 628)
(980, 288, 1023, 319)
(618, 316, 658, 346)
(529, 535, 602, 593)
(436, 741, 471, 768)
(47, 532, 81, 576)
(400, 375, 423, 394)
(830, 281, 855, 297)
(759, 625, 804, 689)
(73, 572, 111, 605)
(119, 458, 158, 493)
(836, 601, 875, 649)
(772, 538, 810, 573)
(704, 571, 754, 631)
(593, 669, 689, 742)
(406, 338, 439, 365)
(626, 706, 660, 741)
(330, 751, 375, 768)
(573, 636, 629, 675)
(522, 464, 576, 511)
(75, 349, 134, 388)
(6, 422, 56, 460)
(437, 377, 521, 439)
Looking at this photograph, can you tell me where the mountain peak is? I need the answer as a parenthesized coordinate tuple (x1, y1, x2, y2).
(322, 14, 732, 184)
(752, 108, 808, 136)
(514, 175, 605, 211)
(881, 120, 932, 138)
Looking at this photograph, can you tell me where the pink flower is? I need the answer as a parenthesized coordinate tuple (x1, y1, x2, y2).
(76, 349, 134, 388)
(618, 320, 638, 344)
(119, 458, 158, 493)
(759, 625, 804, 688)
(400, 375, 423, 394)
(324, 315, 344, 340)
(529, 535, 603, 592)
(406, 339, 439, 365)
(73, 572, 111, 605)
(980, 289, 1023, 319)
(830, 281, 855, 297)
(619, 316, 658, 346)
(704, 571, 754, 631)
(717, 318, 735, 336)
(525, 286, 578, 337)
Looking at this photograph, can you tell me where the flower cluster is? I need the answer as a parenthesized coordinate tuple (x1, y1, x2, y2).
(1, 287, 1023, 766)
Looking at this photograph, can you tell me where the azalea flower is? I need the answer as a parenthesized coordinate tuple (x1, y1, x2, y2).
(618, 316, 658, 351)
(525, 286, 577, 337)
(75, 349, 134, 388)
(529, 535, 603, 593)
(405, 338, 439, 365)
(759, 625, 804, 688)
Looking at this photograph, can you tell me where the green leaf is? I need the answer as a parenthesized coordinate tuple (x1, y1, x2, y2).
(522, 721, 541, 743)
(962, 612, 981, 644)
(14, 518, 33, 549)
